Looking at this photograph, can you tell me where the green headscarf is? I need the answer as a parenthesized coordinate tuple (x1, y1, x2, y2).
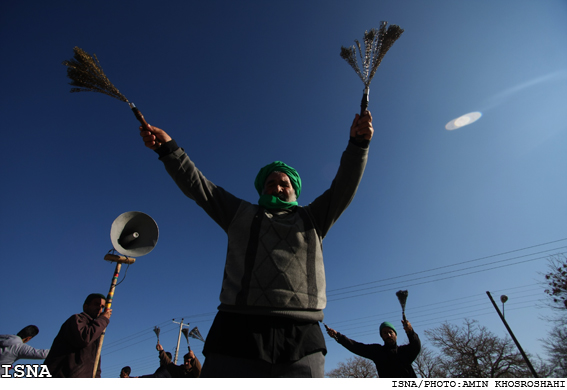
(254, 161, 302, 209)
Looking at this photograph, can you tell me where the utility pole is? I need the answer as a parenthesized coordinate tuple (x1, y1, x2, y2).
(486, 291, 538, 378)
(172, 318, 190, 364)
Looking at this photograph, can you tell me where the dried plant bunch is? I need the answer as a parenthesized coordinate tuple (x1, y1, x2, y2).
(63, 46, 128, 102)
(189, 327, 204, 342)
(396, 289, 408, 309)
(153, 326, 161, 341)
(62, 46, 154, 138)
(340, 21, 404, 122)
(340, 21, 404, 87)
(396, 289, 409, 321)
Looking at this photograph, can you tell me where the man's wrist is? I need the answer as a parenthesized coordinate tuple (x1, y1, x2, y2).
(155, 139, 179, 158)
(349, 136, 370, 148)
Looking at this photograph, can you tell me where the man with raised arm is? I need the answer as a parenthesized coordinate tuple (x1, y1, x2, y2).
(139, 111, 373, 377)
(44, 293, 111, 378)
(0, 325, 49, 377)
(325, 319, 421, 378)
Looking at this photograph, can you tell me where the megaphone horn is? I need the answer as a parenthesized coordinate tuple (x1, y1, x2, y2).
(110, 211, 159, 257)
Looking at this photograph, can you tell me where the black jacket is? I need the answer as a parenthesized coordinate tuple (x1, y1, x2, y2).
(336, 330, 421, 378)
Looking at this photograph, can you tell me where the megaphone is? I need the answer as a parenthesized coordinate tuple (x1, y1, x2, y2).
(110, 211, 159, 257)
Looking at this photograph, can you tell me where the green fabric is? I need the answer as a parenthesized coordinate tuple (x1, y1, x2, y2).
(380, 321, 397, 335)
(254, 161, 302, 209)
(258, 194, 298, 209)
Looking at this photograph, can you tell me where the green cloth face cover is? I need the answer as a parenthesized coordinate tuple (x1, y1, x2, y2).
(255, 161, 301, 209)
(258, 194, 298, 209)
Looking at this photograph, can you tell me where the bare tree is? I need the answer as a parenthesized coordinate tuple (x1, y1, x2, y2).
(543, 321, 567, 377)
(544, 254, 567, 311)
(424, 319, 536, 378)
(413, 345, 446, 378)
(540, 254, 567, 377)
(326, 356, 377, 378)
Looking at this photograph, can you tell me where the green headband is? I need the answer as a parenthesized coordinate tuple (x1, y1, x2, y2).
(254, 161, 302, 198)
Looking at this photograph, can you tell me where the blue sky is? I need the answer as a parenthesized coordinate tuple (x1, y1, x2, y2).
(1, 0, 566, 381)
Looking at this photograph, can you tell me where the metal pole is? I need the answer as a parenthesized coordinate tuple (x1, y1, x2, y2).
(486, 291, 538, 378)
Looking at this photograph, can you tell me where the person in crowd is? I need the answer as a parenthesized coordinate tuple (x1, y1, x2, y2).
(0, 325, 49, 377)
(44, 293, 111, 377)
(138, 110, 374, 377)
(325, 319, 421, 378)
(119, 366, 131, 378)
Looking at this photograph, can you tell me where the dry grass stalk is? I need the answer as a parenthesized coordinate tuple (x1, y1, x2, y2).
(396, 289, 409, 321)
(340, 22, 404, 88)
(340, 21, 404, 120)
(153, 326, 160, 342)
(63, 46, 153, 135)
(63, 47, 128, 102)
(188, 327, 204, 342)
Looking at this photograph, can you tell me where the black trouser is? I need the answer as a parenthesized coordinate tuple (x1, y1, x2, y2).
(200, 351, 325, 378)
